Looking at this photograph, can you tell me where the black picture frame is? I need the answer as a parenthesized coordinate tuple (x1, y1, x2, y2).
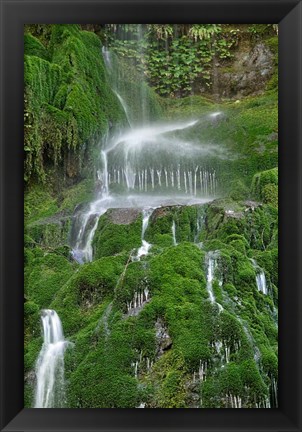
(1, 0, 301, 431)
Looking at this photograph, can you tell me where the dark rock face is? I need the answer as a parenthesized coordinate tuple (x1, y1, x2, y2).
(215, 43, 274, 99)
(25, 370, 36, 387)
(155, 318, 172, 358)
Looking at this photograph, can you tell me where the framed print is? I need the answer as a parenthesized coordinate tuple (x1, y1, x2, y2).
(1, 0, 301, 431)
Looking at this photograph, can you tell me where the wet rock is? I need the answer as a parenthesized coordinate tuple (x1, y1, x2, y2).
(25, 370, 36, 387)
(268, 132, 278, 141)
(155, 318, 172, 357)
(216, 43, 274, 99)
(185, 377, 201, 408)
(243, 200, 262, 211)
(107, 208, 141, 225)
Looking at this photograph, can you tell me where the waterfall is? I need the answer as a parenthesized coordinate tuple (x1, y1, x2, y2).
(251, 259, 268, 295)
(114, 91, 132, 127)
(270, 376, 278, 408)
(172, 220, 177, 246)
(206, 252, 217, 303)
(256, 271, 267, 295)
(205, 252, 223, 312)
(127, 288, 150, 316)
(70, 46, 218, 265)
(34, 310, 71, 408)
(136, 207, 154, 260)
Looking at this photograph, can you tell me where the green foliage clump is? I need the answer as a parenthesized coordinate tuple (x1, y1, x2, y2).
(25, 251, 75, 308)
(146, 205, 198, 246)
(59, 178, 94, 212)
(24, 34, 50, 60)
(107, 24, 239, 97)
(25, 24, 126, 184)
(203, 198, 278, 251)
(92, 212, 142, 259)
(251, 167, 278, 203)
(50, 255, 126, 334)
(146, 351, 187, 408)
(72, 256, 126, 308)
(24, 183, 59, 224)
(24, 301, 40, 344)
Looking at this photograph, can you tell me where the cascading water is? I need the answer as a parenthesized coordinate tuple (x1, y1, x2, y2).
(34, 310, 71, 408)
(135, 207, 154, 260)
(172, 220, 177, 246)
(70, 45, 221, 264)
(251, 259, 268, 295)
(205, 252, 223, 313)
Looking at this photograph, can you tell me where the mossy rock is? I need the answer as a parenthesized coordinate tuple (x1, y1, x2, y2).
(50, 255, 126, 335)
(24, 34, 50, 61)
(92, 209, 142, 259)
(25, 251, 75, 308)
(26, 215, 72, 249)
(146, 205, 199, 246)
(251, 167, 278, 201)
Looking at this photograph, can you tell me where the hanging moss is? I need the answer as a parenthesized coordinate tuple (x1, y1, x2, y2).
(24, 24, 127, 184)
(24, 34, 50, 60)
(251, 167, 278, 201)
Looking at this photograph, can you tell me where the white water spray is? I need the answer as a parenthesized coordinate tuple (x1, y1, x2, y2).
(172, 220, 177, 246)
(136, 207, 154, 260)
(251, 259, 268, 295)
(205, 252, 223, 312)
(34, 310, 71, 408)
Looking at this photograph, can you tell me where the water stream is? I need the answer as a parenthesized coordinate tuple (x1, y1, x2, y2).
(251, 259, 268, 295)
(34, 310, 71, 408)
(172, 220, 177, 246)
(205, 251, 223, 313)
(135, 207, 155, 260)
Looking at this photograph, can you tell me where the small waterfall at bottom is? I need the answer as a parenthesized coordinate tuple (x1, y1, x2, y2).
(34, 310, 72, 408)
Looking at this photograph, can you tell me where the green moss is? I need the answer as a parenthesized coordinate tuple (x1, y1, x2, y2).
(24, 183, 59, 224)
(24, 34, 50, 60)
(262, 183, 278, 207)
(50, 255, 125, 335)
(92, 212, 142, 259)
(251, 167, 278, 201)
(203, 199, 278, 251)
(220, 362, 243, 395)
(24, 24, 127, 184)
(145, 351, 187, 408)
(59, 179, 94, 212)
(26, 251, 75, 308)
(229, 179, 250, 201)
(24, 301, 40, 344)
(24, 336, 43, 373)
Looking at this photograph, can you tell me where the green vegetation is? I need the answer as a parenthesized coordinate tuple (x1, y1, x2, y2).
(107, 24, 276, 98)
(24, 24, 278, 409)
(24, 24, 127, 184)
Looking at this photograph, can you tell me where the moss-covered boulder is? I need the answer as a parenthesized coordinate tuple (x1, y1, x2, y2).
(92, 209, 142, 259)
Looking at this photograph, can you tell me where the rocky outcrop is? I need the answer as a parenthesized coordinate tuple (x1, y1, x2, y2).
(155, 318, 172, 358)
(214, 43, 274, 99)
(106, 208, 141, 225)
